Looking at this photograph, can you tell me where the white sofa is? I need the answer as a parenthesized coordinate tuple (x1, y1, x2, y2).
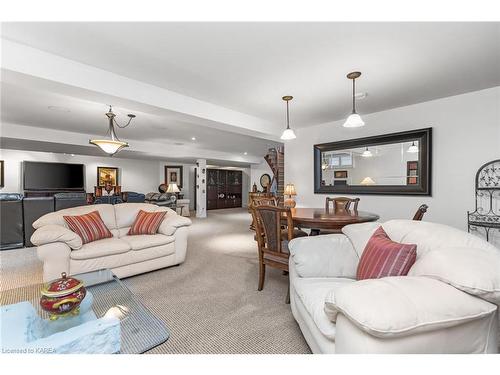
(289, 219, 500, 354)
(31, 203, 192, 282)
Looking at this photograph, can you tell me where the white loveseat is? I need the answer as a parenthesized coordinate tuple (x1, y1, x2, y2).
(31, 203, 192, 281)
(289, 220, 500, 354)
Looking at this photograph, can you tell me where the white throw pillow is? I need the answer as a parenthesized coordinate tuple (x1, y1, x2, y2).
(341, 222, 381, 258)
(409, 246, 500, 304)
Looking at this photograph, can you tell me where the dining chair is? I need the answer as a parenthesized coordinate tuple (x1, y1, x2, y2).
(250, 196, 307, 239)
(249, 195, 278, 230)
(325, 197, 360, 211)
(252, 196, 279, 207)
(312, 197, 361, 236)
(412, 204, 429, 221)
(253, 205, 304, 303)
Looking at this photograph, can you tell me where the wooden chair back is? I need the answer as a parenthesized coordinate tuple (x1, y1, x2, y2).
(325, 197, 360, 211)
(253, 205, 293, 256)
(412, 204, 428, 221)
(252, 197, 278, 207)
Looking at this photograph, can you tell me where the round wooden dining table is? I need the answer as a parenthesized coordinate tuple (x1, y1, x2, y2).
(284, 207, 380, 234)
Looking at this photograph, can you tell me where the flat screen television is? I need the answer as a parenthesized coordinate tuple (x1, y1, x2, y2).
(23, 161, 85, 191)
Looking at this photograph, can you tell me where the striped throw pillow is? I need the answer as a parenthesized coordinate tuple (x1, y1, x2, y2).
(128, 210, 167, 235)
(356, 227, 417, 280)
(64, 210, 113, 244)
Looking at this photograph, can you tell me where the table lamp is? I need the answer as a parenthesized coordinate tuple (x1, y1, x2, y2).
(360, 177, 376, 185)
(283, 183, 297, 208)
(166, 183, 180, 203)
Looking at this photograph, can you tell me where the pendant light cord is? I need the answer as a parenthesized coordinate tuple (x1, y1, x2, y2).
(286, 99, 290, 129)
(352, 78, 356, 113)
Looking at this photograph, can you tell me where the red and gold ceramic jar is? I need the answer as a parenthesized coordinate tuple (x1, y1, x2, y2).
(40, 272, 87, 320)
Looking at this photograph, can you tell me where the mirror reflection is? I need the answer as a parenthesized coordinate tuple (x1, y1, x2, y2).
(320, 140, 419, 187)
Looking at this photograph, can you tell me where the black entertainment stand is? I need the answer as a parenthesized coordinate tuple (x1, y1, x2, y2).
(23, 189, 86, 198)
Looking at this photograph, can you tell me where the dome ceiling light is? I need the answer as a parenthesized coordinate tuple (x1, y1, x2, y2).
(89, 105, 136, 156)
(343, 71, 365, 128)
(280, 96, 297, 140)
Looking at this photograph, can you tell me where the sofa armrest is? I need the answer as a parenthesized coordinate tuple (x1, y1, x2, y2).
(326, 276, 497, 339)
(31, 225, 82, 250)
(37, 242, 71, 282)
(288, 234, 358, 278)
(158, 213, 192, 236)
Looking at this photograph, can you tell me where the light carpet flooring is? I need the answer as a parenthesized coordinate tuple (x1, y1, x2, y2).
(0, 208, 311, 354)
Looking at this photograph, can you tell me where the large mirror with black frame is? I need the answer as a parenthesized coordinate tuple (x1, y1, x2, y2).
(314, 128, 432, 195)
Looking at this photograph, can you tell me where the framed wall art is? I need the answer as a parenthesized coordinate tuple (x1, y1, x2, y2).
(165, 165, 183, 188)
(334, 170, 348, 179)
(97, 166, 119, 187)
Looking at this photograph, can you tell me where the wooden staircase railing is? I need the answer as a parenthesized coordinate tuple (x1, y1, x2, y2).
(264, 146, 285, 198)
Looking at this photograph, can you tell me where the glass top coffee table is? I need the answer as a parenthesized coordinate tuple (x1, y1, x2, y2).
(0, 269, 169, 354)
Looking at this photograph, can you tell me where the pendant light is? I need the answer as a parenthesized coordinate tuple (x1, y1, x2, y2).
(280, 96, 297, 140)
(90, 106, 136, 156)
(343, 71, 365, 128)
(407, 141, 419, 153)
(361, 147, 372, 157)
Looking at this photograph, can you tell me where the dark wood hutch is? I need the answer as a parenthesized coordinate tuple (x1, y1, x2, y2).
(206, 169, 242, 210)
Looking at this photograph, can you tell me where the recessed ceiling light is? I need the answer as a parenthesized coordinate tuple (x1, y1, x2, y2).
(354, 92, 368, 100)
(244, 152, 248, 155)
(47, 105, 71, 113)
(191, 137, 196, 141)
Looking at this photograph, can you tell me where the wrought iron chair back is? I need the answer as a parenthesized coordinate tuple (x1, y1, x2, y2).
(467, 159, 500, 242)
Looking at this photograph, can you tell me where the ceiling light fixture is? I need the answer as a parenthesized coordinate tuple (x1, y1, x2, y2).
(407, 141, 419, 153)
(343, 71, 365, 128)
(361, 147, 373, 158)
(280, 96, 297, 140)
(244, 152, 248, 155)
(191, 137, 196, 141)
(89, 105, 136, 156)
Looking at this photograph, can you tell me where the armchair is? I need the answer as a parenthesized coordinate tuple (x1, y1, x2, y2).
(288, 219, 500, 353)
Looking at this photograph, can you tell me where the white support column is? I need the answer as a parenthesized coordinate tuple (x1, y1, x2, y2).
(196, 159, 207, 218)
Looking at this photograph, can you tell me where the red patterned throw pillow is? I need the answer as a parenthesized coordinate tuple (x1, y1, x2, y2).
(356, 227, 417, 280)
(64, 210, 113, 244)
(128, 210, 167, 235)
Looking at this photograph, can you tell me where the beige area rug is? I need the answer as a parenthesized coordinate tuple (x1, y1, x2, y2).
(0, 208, 311, 354)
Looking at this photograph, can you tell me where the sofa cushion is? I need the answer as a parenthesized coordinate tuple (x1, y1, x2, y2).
(342, 222, 381, 257)
(64, 210, 113, 245)
(382, 220, 497, 257)
(121, 234, 175, 251)
(128, 210, 167, 235)
(30, 224, 83, 250)
(294, 277, 355, 340)
(357, 227, 416, 280)
(324, 276, 497, 338)
(114, 203, 170, 229)
(70, 237, 131, 260)
(33, 204, 117, 231)
(409, 246, 500, 305)
(70, 242, 176, 273)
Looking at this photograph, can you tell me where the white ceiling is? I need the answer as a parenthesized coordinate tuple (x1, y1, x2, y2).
(0, 82, 280, 157)
(2, 22, 499, 128)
